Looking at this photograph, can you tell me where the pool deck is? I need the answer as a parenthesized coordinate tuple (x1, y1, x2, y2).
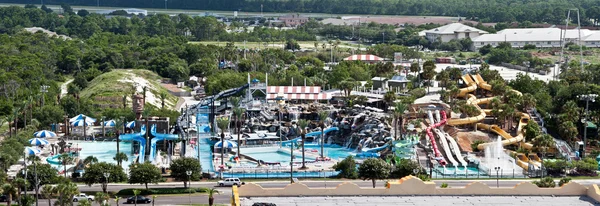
(214, 147, 338, 173)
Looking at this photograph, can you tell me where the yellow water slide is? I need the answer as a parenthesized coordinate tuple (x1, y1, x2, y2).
(458, 74, 477, 97)
(475, 112, 530, 151)
(528, 154, 542, 167)
(515, 153, 531, 170)
(446, 94, 487, 126)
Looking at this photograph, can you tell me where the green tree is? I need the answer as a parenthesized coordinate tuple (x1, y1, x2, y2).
(41, 185, 56, 206)
(421, 60, 436, 93)
(170, 157, 202, 188)
(113, 152, 128, 167)
(393, 102, 408, 140)
(533, 134, 555, 159)
(230, 97, 245, 159)
(82, 162, 127, 193)
(318, 111, 329, 159)
(17, 163, 58, 191)
(383, 91, 396, 111)
(358, 158, 390, 188)
(523, 121, 541, 142)
(128, 162, 162, 189)
(95, 192, 110, 206)
(390, 158, 421, 178)
(1, 183, 17, 206)
(332, 156, 357, 179)
(55, 178, 79, 206)
(83, 156, 98, 165)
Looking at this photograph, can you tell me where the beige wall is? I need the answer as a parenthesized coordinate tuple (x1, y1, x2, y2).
(237, 176, 600, 200)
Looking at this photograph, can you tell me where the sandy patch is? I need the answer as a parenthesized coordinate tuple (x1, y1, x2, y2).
(118, 70, 175, 109)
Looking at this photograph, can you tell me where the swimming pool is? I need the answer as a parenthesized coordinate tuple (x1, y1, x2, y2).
(303, 144, 356, 160)
(244, 150, 314, 164)
(73, 141, 135, 170)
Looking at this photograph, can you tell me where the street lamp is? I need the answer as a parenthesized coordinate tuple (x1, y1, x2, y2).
(494, 167, 501, 188)
(103, 172, 110, 193)
(578, 94, 597, 158)
(186, 170, 192, 206)
(321, 169, 326, 189)
(413, 168, 419, 176)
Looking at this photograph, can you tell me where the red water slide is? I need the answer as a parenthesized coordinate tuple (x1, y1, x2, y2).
(425, 110, 448, 166)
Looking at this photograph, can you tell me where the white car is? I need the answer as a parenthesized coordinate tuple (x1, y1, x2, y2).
(72, 193, 94, 202)
(217, 178, 245, 187)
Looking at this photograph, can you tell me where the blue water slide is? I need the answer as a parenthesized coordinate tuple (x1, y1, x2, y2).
(46, 154, 62, 165)
(281, 137, 301, 146)
(119, 125, 147, 163)
(361, 143, 389, 153)
(149, 125, 179, 162)
(305, 127, 339, 137)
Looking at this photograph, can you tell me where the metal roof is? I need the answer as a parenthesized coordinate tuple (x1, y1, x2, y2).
(419, 23, 488, 35)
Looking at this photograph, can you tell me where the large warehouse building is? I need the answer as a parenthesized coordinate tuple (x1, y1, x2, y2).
(472, 27, 600, 49)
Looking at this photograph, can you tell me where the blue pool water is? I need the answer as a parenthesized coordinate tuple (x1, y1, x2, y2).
(245, 151, 314, 164)
(223, 170, 340, 178)
(303, 144, 356, 160)
(73, 141, 135, 170)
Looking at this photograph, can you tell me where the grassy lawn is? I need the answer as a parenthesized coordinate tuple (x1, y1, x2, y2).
(81, 69, 179, 109)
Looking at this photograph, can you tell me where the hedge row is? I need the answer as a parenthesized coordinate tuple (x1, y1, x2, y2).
(116, 187, 209, 196)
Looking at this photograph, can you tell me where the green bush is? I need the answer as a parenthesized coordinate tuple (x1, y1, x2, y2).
(409, 88, 426, 98)
(440, 183, 449, 188)
(116, 187, 208, 196)
(471, 140, 485, 152)
(332, 156, 358, 179)
(533, 177, 555, 188)
(558, 177, 571, 187)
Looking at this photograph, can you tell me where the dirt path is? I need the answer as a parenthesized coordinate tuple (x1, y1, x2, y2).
(60, 79, 73, 97)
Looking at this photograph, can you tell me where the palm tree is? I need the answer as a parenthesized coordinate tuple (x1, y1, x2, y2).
(207, 188, 219, 206)
(559, 121, 578, 144)
(521, 93, 536, 110)
(2, 183, 17, 206)
(297, 119, 309, 169)
(41, 185, 56, 206)
(5, 115, 13, 138)
(436, 70, 450, 90)
(0, 117, 5, 137)
(159, 91, 168, 109)
(95, 192, 110, 206)
(383, 91, 396, 111)
(133, 189, 141, 206)
(230, 97, 245, 159)
(216, 116, 230, 172)
(560, 101, 580, 123)
(83, 156, 98, 166)
(58, 153, 73, 178)
(338, 78, 357, 97)
(393, 103, 408, 140)
(114, 152, 128, 167)
(533, 134, 555, 177)
(115, 196, 120, 206)
(12, 106, 19, 134)
(13, 178, 27, 203)
(115, 118, 124, 155)
(318, 111, 329, 159)
(143, 108, 152, 156)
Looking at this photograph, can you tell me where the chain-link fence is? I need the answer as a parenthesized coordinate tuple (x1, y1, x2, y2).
(222, 169, 339, 179)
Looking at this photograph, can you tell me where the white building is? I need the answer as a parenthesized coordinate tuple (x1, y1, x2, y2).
(472, 27, 600, 49)
(418, 23, 488, 43)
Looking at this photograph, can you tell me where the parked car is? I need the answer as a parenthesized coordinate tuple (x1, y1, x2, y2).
(72, 193, 94, 202)
(217, 178, 245, 187)
(0, 195, 7, 202)
(126, 195, 151, 204)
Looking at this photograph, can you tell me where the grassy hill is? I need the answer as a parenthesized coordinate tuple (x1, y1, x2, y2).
(81, 69, 179, 110)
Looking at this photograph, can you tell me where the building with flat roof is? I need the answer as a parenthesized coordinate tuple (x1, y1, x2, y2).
(472, 27, 600, 49)
(343, 54, 385, 64)
(418, 23, 488, 43)
(278, 14, 308, 27)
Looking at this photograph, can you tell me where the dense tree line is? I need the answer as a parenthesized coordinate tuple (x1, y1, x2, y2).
(3, 0, 600, 24)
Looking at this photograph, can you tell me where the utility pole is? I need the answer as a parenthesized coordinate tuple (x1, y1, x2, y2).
(165, 0, 168, 10)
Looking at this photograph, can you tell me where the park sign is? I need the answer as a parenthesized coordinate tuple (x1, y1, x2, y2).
(394, 52, 403, 63)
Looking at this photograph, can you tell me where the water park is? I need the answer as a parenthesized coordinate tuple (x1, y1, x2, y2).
(18, 72, 590, 181)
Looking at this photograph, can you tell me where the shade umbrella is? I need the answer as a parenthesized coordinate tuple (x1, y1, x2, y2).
(33, 130, 57, 138)
(126, 121, 136, 129)
(69, 114, 96, 123)
(24, 147, 41, 156)
(28, 138, 49, 146)
(215, 140, 238, 148)
(103, 120, 116, 127)
(71, 119, 92, 127)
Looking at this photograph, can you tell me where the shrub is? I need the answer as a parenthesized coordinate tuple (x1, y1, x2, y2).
(471, 140, 485, 152)
(409, 88, 426, 98)
(417, 174, 430, 181)
(533, 177, 555, 188)
(116, 187, 208, 196)
(332, 156, 358, 179)
(523, 44, 536, 50)
(558, 177, 571, 187)
(440, 183, 449, 188)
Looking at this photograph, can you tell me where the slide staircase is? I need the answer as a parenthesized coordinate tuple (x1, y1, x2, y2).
(149, 124, 180, 163)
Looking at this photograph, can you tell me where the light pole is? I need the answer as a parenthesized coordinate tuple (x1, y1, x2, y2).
(103, 172, 110, 193)
(186, 170, 192, 206)
(413, 168, 419, 176)
(40, 85, 49, 107)
(101, 116, 106, 138)
(494, 167, 500, 188)
(164, 0, 167, 10)
(578, 94, 597, 158)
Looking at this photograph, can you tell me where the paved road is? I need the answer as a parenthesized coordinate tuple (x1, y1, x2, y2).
(31, 179, 600, 206)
